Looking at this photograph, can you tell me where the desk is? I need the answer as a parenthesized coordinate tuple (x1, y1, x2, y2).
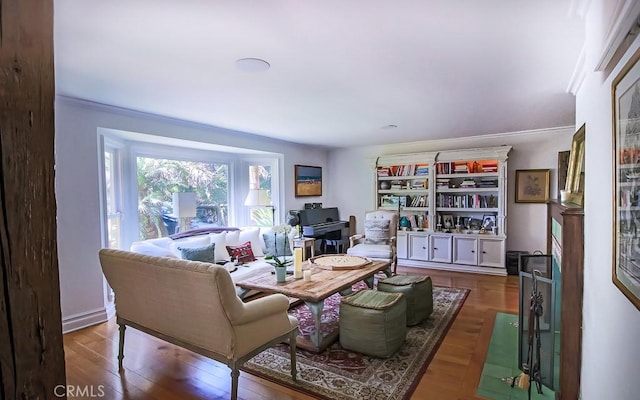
(293, 237, 315, 260)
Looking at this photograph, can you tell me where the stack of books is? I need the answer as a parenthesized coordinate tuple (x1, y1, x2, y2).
(459, 179, 476, 188)
(481, 161, 498, 173)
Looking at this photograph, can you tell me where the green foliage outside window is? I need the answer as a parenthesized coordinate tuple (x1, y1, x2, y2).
(137, 157, 229, 240)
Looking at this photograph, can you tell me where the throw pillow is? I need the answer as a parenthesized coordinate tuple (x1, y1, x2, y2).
(209, 232, 230, 262)
(178, 243, 216, 263)
(226, 241, 256, 264)
(239, 228, 263, 257)
(364, 219, 391, 244)
(263, 233, 293, 257)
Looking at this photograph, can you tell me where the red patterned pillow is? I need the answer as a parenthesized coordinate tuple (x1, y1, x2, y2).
(225, 241, 256, 264)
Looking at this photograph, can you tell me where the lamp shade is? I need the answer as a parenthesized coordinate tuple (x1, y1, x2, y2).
(172, 192, 197, 217)
(244, 189, 271, 207)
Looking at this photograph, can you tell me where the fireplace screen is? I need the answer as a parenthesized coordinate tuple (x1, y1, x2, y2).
(518, 271, 558, 391)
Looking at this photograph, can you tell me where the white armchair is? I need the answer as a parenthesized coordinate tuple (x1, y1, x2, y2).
(99, 249, 298, 400)
(346, 210, 399, 274)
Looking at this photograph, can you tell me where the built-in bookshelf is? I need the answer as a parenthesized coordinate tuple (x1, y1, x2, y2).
(376, 153, 437, 231)
(375, 146, 511, 275)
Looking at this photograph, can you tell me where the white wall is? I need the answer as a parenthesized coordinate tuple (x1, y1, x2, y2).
(55, 96, 330, 332)
(327, 127, 574, 254)
(576, 2, 640, 399)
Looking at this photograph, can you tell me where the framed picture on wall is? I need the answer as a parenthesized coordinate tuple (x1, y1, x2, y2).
(514, 169, 550, 203)
(295, 165, 322, 197)
(612, 45, 640, 311)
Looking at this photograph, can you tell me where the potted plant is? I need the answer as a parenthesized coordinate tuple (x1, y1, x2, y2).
(265, 224, 293, 283)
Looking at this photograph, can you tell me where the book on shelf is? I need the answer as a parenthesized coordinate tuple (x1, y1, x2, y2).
(412, 179, 427, 188)
(377, 167, 390, 176)
(436, 178, 450, 188)
(436, 193, 497, 208)
(415, 165, 429, 175)
(459, 179, 476, 188)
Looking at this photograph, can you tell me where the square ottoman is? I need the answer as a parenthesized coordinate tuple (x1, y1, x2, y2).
(339, 290, 406, 358)
(377, 275, 433, 326)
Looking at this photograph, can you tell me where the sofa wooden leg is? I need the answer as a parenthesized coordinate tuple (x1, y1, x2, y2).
(290, 332, 298, 382)
(230, 362, 240, 400)
(118, 323, 126, 371)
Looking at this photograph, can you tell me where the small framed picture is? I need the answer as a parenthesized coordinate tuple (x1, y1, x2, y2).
(442, 214, 454, 228)
(399, 196, 407, 208)
(295, 165, 322, 197)
(482, 214, 496, 229)
(468, 218, 483, 230)
(515, 169, 550, 203)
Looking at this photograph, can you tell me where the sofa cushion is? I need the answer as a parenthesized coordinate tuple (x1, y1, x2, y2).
(226, 241, 256, 264)
(209, 232, 230, 262)
(263, 232, 293, 257)
(171, 235, 212, 256)
(178, 243, 216, 263)
(129, 239, 179, 258)
(364, 219, 391, 244)
(240, 228, 264, 257)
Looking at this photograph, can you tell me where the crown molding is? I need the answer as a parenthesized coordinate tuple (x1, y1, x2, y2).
(567, 44, 586, 95)
(595, 0, 640, 71)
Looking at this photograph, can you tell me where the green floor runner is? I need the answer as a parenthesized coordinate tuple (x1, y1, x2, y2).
(476, 312, 556, 400)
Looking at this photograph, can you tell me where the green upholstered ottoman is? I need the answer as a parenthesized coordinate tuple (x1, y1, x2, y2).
(377, 275, 433, 326)
(339, 290, 407, 358)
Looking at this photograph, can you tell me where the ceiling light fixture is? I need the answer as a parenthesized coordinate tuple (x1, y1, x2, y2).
(235, 58, 270, 72)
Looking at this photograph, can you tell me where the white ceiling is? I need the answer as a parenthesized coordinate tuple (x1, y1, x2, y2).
(54, 0, 584, 149)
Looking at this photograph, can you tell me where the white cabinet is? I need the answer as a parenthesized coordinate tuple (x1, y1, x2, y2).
(409, 234, 429, 260)
(453, 236, 477, 265)
(478, 237, 504, 268)
(396, 232, 408, 259)
(429, 235, 452, 263)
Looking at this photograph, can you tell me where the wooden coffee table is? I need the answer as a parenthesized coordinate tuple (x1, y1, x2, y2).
(235, 260, 391, 352)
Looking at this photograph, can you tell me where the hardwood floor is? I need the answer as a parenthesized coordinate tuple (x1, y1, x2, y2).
(63, 267, 519, 399)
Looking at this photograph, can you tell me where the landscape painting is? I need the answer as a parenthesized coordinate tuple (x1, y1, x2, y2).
(295, 165, 322, 197)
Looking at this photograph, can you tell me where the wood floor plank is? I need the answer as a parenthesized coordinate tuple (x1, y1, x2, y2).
(64, 267, 519, 399)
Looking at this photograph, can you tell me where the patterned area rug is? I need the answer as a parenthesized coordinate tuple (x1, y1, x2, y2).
(243, 285, 469, 400)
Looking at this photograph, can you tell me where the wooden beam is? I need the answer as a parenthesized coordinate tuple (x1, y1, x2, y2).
(0, 0, 66, 398)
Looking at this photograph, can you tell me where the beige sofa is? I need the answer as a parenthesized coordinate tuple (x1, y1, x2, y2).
(99, 248, 298, 400)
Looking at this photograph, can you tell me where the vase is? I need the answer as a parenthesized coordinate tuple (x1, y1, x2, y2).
(275, 267, 287, 283)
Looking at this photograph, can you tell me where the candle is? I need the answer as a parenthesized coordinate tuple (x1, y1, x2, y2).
(303, 270, 312, 282)
(293, 248, 303, 279)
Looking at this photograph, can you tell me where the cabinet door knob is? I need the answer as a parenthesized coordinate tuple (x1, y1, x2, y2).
(471, 250, 475, 253)
(433, 247, 438, 250)
(482, 251, 487, 254)
(422, 246, 426, 249)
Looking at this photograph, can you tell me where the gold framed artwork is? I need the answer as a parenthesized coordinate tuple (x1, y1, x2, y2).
(294, 165, 322, 197)
(564, 124, 586, 206)
(514, 169, 550, 203)
(612, 46, 640, 310)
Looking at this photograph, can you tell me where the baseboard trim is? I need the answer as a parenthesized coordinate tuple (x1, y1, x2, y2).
(62, 306, 113, 334)
(398, 259, 507, 276)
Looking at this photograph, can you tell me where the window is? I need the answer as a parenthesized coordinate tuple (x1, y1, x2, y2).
(103, 147, 123, 248)
(247, 164, 273, 227)
(137, 157, 229, 240)
(99, 129, 281, 250)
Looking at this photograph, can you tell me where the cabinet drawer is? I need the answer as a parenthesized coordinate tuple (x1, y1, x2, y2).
(409, 234, 429, 260)
(429, 235, 452, 263)
(453, 236, 478, 265)
(478, 238, 505, 268)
